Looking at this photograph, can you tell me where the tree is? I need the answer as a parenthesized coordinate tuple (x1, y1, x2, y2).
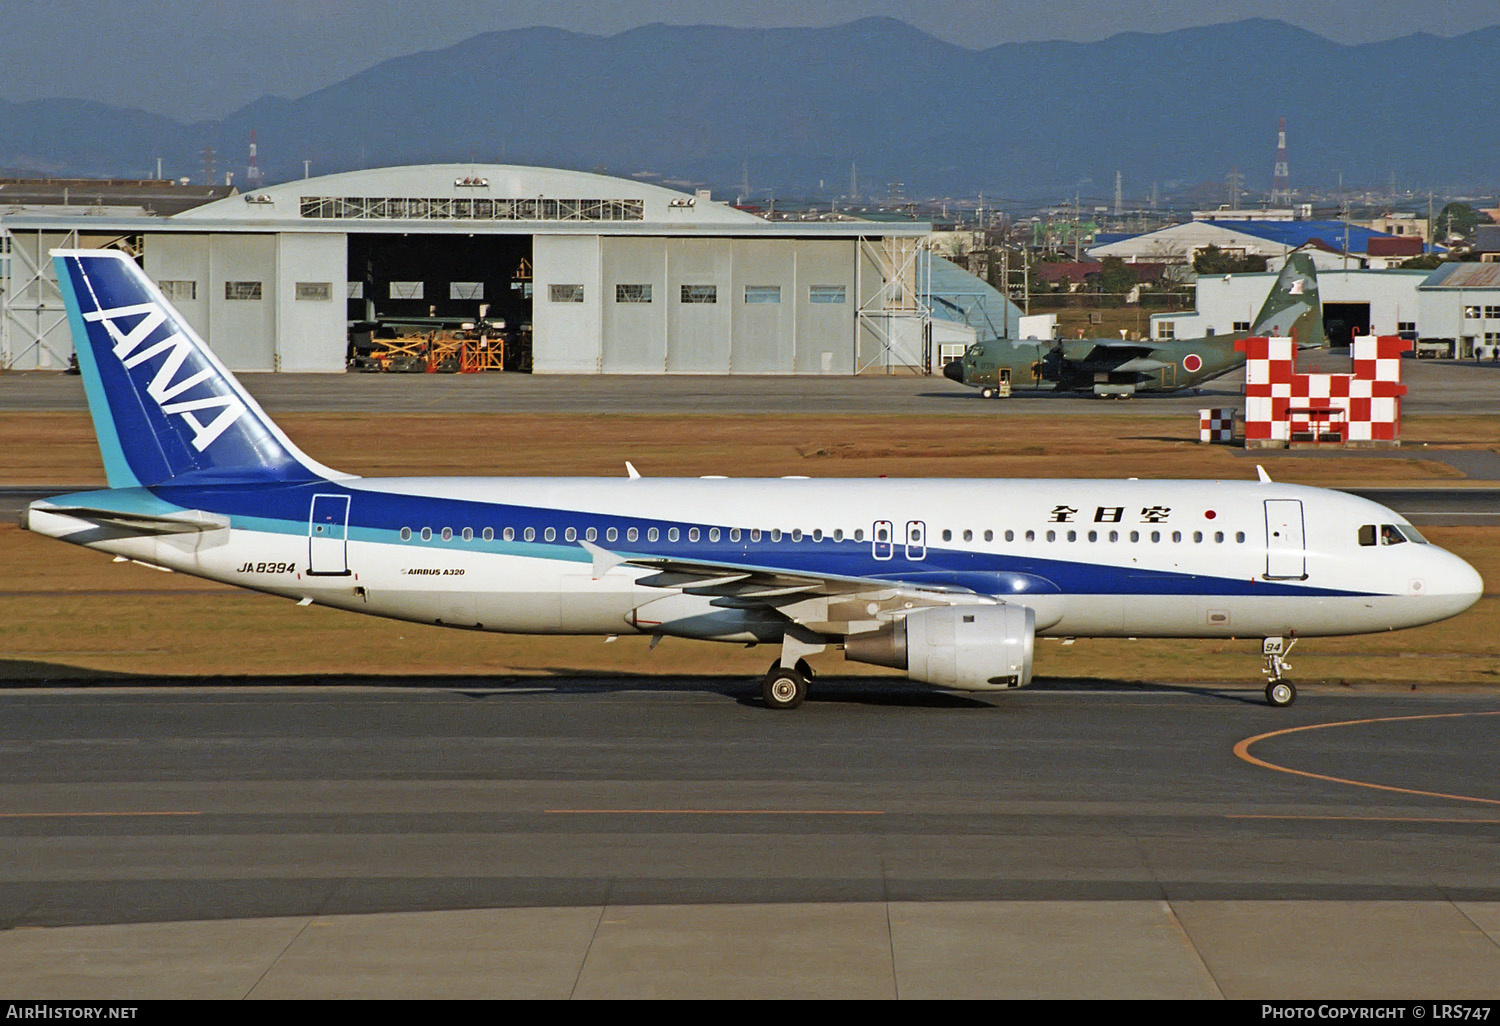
(1192, 244, 1268, 274)
(1399, 253, 1444, 270)
(1435, 202, 1490, 240)
(1098, 256, 1137, 296)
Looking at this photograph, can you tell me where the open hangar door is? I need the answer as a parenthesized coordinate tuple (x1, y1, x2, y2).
(1322, 302, 1370, 348)
(347, 233, 533, 370)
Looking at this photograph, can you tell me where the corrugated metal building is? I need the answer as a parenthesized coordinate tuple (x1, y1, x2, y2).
(1, 164, 934, 374)
(1151, 263, 1499, 355)
(1089, 219, 1429, 267)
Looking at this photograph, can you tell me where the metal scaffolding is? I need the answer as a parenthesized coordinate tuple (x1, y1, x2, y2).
(855, 234, 932, 374)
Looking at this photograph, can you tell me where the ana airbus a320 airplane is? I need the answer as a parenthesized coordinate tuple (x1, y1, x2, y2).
(23, 250, 1483, 708)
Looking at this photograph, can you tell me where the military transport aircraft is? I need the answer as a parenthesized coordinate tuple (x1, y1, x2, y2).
(23, 251, 1480, 711)
(943, 253, 1324, 398)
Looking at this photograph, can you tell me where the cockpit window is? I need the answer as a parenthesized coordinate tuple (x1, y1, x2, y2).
(1363, 523, 1424, 546)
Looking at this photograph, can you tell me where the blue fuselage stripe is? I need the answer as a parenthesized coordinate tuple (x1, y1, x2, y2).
(134, 480, 1374, 599)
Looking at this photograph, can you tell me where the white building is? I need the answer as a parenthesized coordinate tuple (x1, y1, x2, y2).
(1418, 263, 1500, 358)
(1150, 268, 1440, 349)
(1, 164, 934, 374)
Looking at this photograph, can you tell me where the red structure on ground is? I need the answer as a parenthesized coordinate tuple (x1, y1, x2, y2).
(1235, 334, 1410, 448)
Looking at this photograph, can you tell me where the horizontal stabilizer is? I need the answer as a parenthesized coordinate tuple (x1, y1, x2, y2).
(33, 505, 229, 536)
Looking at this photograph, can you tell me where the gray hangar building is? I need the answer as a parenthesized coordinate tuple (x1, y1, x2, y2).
(0, 164, 936, 375)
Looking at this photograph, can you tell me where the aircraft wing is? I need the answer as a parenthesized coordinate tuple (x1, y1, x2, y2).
(582, 540, 996, 636)
(1061, 339, 1157, 361)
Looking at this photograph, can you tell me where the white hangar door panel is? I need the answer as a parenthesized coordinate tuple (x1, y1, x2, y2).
(797, 240, 856, 374)
(600, 237, 667, 373)
(274, 232, 346, 372)
(730, 240, 795, 373)
(208, 234, 277, 371)
(531, 235, 603, 373)
(665, 239, 732, 373)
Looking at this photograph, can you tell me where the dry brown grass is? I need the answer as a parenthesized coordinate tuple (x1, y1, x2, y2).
(6, 411, 1497, 486)
(3, 411, 1496, 690)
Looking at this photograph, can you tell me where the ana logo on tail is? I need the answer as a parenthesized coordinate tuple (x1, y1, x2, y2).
(82, 301, 247, 451)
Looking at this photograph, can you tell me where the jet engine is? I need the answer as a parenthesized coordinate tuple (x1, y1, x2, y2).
(843, 604, 1035, 691)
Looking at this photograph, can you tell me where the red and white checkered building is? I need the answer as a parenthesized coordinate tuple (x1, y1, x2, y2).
(1235, 334, 1409, 447)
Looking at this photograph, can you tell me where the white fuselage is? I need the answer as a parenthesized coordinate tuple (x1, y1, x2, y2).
(28, 477, 1484, 644)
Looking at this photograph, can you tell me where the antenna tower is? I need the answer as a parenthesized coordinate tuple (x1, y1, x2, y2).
(1270, 117, 1292, 204)
(246, 131, 263, 188)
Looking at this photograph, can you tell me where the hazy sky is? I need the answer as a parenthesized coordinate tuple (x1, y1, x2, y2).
(7, 0, 1499, 120)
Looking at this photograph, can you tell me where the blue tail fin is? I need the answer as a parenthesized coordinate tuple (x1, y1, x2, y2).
(54, 249, 345, 488)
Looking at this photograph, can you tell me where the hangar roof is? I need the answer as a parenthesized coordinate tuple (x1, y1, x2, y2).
(1089, 218, 1425, 259)
(927, 255, 1020, 341)
(177, 163, 764, 227)
(2, 163, 928, 238)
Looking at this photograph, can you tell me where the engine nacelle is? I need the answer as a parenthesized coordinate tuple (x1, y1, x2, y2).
(844, 604, 1035, 691)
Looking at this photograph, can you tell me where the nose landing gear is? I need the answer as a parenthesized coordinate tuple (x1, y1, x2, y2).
(1261, 637, 1298, 707)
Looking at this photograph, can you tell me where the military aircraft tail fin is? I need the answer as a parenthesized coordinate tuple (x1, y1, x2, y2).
(1250, 253, 1326, 348)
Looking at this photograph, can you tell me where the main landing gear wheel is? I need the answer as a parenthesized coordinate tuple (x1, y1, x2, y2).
(1265, 680, 1297, 707)
(763, 662, 808, 710)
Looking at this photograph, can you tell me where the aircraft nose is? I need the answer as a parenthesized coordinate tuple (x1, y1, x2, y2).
(943, 359, 965, 383)
(1428, 550, 1484, 620)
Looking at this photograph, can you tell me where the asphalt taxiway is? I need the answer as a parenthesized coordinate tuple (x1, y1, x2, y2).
(3, 357, 1500, 415)
(0, 684, 1497, 998)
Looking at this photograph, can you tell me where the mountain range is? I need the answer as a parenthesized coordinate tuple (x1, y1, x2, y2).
(2, 17, 1496, 201)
